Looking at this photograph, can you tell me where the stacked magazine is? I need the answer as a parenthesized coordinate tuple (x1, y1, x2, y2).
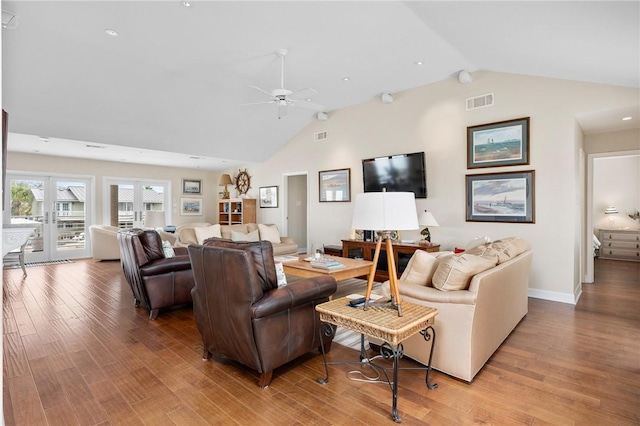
(310, 258, 344, 270)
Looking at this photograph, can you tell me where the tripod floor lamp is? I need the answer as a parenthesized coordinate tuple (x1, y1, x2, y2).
(351, 191, 419, 316)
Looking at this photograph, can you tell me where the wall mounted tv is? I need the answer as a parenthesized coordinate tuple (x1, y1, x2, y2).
(362, 151, 427, 198)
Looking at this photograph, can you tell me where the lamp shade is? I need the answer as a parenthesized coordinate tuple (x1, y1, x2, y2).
(418, 210, 439, 227)
(219, 174, 233, 186)
(144, 210, 166, 229)
(604, 206, 618, 214)
(351, 192, 418, 231)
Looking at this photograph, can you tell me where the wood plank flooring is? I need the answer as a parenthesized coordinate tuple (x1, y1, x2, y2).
(3, 258, 639, 425)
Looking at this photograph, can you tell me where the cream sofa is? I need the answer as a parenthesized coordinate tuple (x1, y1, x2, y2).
(89, 225, 121, 260)
(174, 222, 299, 256)
(377, 237, 533, 382)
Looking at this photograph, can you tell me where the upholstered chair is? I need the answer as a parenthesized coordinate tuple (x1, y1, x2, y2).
(117, 228, 195, 319)
(188, 238, 337, 388)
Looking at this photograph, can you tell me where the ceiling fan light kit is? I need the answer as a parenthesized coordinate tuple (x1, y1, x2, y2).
(242, 48, 325, 119)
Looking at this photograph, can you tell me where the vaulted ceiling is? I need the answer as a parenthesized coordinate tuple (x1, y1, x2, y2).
(3, 1, 639, 170)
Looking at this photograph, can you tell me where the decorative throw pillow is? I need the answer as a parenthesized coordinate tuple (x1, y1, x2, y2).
(275, 262, 287, 287)
(399, 250, 439, 286)
(432, 253, 497, 291)
(231, 229, 260, 242)
(162, 240, 175, 258)
(194, 224, 222, 244)
(258, 224, 281, 244)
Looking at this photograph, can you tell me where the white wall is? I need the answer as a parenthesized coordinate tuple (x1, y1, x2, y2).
(592, 154, 640, 231)
(229, 71, 639, 304)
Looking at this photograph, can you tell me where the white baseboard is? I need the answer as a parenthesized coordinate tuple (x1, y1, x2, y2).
(528, 288, 577, 305)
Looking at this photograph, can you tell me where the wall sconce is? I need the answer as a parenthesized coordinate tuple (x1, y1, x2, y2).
(604, 206, 618, 228)
(219, 174, 233, 199)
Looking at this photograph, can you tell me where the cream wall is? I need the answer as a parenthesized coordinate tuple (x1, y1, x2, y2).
(230, 71, 640, 304)
(6, 152, 218, 226)
(592, 155, 640, 231)
(585, 128, 640, 154)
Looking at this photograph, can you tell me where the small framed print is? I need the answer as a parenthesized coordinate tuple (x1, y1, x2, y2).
(319, 168, 351, 202)
(259, 186, 278, 208)
(466, 170, 535, 223)
(182, 179, 202, 194)
(467, 117, 530, 169)
(180, 198, 203, 216)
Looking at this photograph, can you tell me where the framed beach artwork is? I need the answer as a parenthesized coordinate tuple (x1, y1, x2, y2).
(182, 178, 202, 194)
(319, 168, 351, 202)
(259, 186, 278, 208)
(180, 198, 203, 216)
(467, 117, 530, 169)
(465, 170, 535, 223)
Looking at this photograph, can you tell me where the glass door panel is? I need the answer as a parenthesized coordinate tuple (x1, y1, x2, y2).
(52, 178, 91, 259)
(9, 177, 46, 262)
(104, 179, 170, 230)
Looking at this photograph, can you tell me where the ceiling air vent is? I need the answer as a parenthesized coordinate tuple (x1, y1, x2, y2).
(466, 93, 494, 111)
(314, 131, 328, 142)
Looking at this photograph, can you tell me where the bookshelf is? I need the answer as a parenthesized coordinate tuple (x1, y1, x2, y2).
(218, 198, 256, 225)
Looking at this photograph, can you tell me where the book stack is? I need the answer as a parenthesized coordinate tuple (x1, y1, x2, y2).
(310, 259, 344, 270)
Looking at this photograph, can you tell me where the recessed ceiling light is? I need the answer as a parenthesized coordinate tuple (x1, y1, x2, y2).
(342, 77, 350, 81)
(38, 137, 49, 143)
(105, 29, 118, 36)
(181, 1, 192, 7)
(414, 61, 423, 66)
(622, 116, 632, 121)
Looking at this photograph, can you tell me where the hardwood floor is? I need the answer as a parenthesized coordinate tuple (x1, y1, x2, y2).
(3, 258, 639, 425)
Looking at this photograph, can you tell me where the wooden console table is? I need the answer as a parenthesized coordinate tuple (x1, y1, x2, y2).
(341, 239, 440, 282)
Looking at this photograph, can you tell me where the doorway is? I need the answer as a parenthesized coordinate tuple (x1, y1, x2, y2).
(285, 173, 307, 254)
(5, 173, 93, 261)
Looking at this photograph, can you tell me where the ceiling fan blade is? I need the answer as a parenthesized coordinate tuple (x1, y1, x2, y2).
(289, 99, 325, 111)
(288, 88, 318, 100)
(239, 100, 276, 106)
(249, 85, 274, 98)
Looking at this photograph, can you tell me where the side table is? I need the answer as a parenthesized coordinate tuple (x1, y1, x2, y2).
(315, 297, 439, 423)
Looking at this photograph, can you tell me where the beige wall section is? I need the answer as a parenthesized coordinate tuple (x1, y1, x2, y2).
(584, 128, 640, 154)
(227, 71, 639, 303)
(6, 152, 219, 227)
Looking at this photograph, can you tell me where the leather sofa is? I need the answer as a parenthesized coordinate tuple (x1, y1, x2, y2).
(175, 222, 299, 256)
(188, 238, 337, 388)
(117, 228, 195, 319)
(376, 237, 533, 382)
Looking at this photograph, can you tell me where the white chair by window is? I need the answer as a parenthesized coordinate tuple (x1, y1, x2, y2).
(3, 239, 29, 277)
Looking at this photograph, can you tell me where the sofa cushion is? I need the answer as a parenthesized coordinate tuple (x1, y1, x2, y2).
(221, 224, 251, 239)
(432, 253, 497, 291)
(231, 229, 260, 242)
(194, 224, 222, 244)
(468, 237, 528, 264)
(400, 250, 439, 286)
(258, 224, 282, 244)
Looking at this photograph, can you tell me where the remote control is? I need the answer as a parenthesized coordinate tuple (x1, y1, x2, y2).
(348, 297, 367, 307)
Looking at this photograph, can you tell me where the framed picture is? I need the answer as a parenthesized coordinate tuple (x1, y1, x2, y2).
(259, 186, 278, 208)
(466, 170, 535, 223)
(319, 168, 351, 202)
(180, 197, 203, 216)
(182, 179, 202, 194)
(467, 117, 530, 169)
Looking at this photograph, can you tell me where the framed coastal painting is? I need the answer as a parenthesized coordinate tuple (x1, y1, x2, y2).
(180, 198, 203, 216)
(319, 168, 351, 202)
(465, 170, 535, 223)
(182, 178, 202, 194)
(467, 117, 530, 169)
(259, 186, 278, 208)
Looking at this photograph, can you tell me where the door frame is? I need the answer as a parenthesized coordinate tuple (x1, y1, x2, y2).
(102, 176, 172, 228)
(283, 171, 309, 254)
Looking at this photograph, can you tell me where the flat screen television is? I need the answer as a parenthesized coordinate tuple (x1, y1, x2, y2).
(362, 151, 427, 198)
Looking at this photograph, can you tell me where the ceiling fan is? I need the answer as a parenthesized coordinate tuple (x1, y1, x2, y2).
(242, 48, 325, 119)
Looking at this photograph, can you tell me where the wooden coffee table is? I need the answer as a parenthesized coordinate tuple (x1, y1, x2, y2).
(282, 255, 373, 282)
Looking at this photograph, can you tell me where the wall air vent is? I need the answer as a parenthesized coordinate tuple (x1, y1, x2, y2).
(466, 93, 494, 111)
(314, 131, 328, 142)
(85, 144, 106, 149)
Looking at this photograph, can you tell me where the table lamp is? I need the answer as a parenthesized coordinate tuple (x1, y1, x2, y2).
(144, 210, 166, 230)
(219, 174, 233, 199)
(604, 206, 618, 228)
(351, 191, 419, 316)
(418, 210, 439, 245)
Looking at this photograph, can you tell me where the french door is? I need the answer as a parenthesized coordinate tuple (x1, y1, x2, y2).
(103, 178, 170, 229)
(5, 173, 93, 261)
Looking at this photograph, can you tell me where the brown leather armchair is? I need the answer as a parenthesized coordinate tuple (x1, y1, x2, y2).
(117, 228, 194, 319)
(188, 238, 337, 388)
